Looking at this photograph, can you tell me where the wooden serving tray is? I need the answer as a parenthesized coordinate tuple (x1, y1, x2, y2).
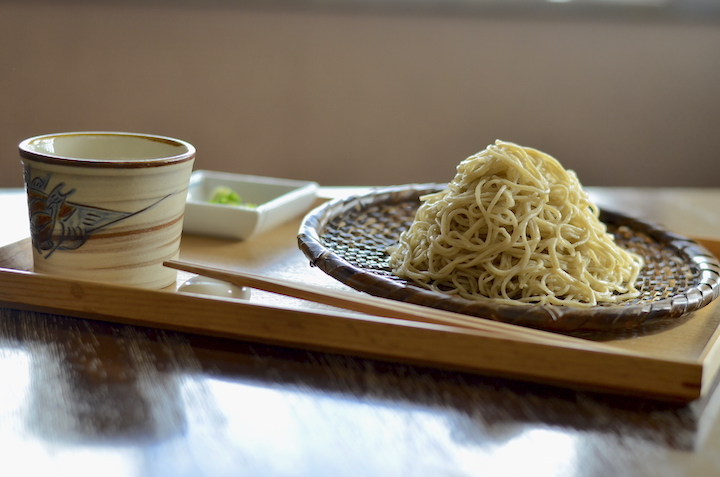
(1, 213, 720, 403)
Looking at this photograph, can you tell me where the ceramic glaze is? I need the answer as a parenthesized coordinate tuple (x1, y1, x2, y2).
(19, 132, 196, 289)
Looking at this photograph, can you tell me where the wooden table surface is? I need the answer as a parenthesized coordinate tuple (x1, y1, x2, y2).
(1, 186, 720, 477)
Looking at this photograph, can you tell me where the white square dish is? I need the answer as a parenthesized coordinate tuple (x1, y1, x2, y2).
(183, 170, 318, 240)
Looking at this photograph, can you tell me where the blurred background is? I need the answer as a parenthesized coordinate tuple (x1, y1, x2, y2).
(1, 0, 719, 188)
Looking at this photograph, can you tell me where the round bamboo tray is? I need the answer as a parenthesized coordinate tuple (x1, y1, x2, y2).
(297, 184, 720, 332)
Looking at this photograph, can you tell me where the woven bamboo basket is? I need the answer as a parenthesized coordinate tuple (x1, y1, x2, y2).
(298, 184, 720, 332)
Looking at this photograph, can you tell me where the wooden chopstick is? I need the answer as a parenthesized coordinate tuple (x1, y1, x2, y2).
(164, 260, 632, 352)
(164, 235, 719, 353)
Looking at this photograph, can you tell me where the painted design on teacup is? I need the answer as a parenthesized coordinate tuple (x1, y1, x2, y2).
(27, 172, 174, 259)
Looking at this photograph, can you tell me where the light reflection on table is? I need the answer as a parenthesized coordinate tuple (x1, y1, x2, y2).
(0, 342, 580, 476)
(179, 379, 579, 477)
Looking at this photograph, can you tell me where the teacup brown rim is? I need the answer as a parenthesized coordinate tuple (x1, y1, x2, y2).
(19, 131, 196, 168)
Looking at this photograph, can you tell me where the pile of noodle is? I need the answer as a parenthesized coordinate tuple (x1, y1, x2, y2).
(388, 140, 643, 307)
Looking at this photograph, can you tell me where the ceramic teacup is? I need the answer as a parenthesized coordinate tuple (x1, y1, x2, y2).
(19, 132, 196, 289)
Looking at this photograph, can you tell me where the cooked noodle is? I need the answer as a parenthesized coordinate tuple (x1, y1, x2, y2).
(388, 140, 643, 307)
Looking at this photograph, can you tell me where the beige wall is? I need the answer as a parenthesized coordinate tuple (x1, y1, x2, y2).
(1, 2, 719, 188)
